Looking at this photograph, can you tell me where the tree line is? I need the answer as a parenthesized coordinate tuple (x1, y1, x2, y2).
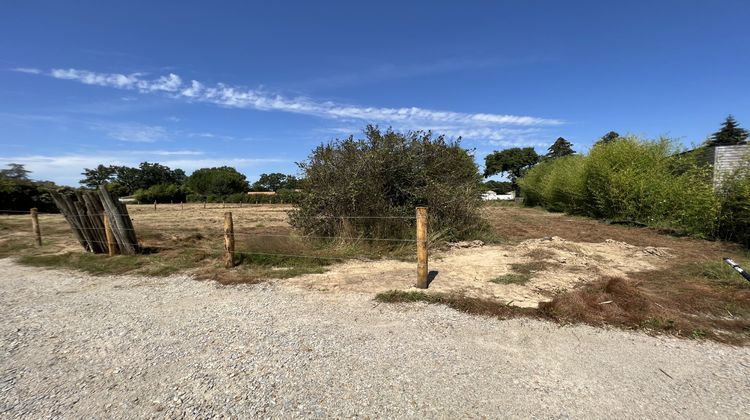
(78, 163, 303, 204)
(0, 161, 304, 213)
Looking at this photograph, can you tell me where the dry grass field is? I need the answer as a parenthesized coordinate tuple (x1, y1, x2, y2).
(1, 202, 749, 343)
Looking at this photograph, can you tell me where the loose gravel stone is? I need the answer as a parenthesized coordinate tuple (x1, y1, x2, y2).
(0, 258, 748, 418)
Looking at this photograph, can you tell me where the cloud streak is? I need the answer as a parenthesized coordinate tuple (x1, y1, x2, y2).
(21, 67, 562, 130)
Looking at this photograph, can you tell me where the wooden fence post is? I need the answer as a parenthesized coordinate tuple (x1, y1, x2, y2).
(153, 200, 157, 210)
(224, 212, 235, 268)
(103, 213, 117, 256)
(416, 207, 428, 288)
(30, 208, 42, 246)
(181, 202, 184, 210)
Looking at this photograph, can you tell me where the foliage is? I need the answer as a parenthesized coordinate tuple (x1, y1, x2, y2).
(0, 164, 62, 213)
(0, 163, 31, 180)
(290, 125, 485, 240)
(519, 136, 750, 245)
(545, 137, 575, 159)
(79, 162, 186, 195)
(483, 147, 540, 190)
(133, 183, 188, 203)
(187, 166, 249, 196)
(251, 173, 301, 192)
(708, 115, 749, 146)
(481, 180, 513, 194)
(595, 131, 621, 146)
(715, 161, 750, 245)
(80, 164, 118, 188)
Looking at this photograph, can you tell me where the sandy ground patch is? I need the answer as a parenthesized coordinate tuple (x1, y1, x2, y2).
(282, 236, 673, 307)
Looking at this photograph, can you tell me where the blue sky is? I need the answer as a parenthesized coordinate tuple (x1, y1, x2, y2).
(1, 0, 749, 186)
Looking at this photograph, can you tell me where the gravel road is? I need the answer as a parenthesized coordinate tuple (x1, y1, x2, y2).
(1, 258, 749, 418)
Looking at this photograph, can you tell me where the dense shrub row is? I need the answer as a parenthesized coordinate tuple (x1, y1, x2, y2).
(519, 137, 750, 246)
(185, 189, 302, 204)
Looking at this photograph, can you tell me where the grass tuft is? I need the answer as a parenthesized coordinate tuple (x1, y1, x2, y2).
(490, 273, 531, 285)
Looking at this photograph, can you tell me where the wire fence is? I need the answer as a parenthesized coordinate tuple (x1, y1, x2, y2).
(0, 207, 428, 265)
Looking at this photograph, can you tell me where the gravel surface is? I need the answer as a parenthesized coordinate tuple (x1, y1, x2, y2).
(1, 258, 749, 418)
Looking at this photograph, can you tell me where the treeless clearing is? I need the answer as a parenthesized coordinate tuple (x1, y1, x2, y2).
(1, 202, 749, 343)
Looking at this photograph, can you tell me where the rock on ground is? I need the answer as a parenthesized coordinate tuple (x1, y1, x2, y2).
(0, 259, 748, 418)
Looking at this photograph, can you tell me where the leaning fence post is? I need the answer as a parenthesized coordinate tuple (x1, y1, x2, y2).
(416, 207, 428, 288)
(224, 212, 235, 268)
(103, 213, 117, 256)
(30, 208, 42, 246)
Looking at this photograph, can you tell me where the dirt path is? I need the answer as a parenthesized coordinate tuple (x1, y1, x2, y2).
(1, 259, 748, 418)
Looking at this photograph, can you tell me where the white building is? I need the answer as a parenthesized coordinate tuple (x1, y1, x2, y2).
(481, 190, 515, 201)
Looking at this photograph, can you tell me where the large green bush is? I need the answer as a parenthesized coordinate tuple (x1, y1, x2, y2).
(133, 183, 187, 204)
(289, 126, 484, 240)
(519, 137, 748, 245)
(187, 167, 249, 196)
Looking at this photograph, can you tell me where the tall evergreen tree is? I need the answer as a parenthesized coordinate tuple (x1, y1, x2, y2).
(708, 115, 749, 146)
(595, 131, 620, 146)
(546, 137, 575, 158)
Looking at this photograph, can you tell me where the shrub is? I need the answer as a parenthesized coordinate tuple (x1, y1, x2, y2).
(289, 125, 484, 240)
(187, 167, 249, 196)
(133, 183, 187, 204)
(0, 178, 60, 213)
(518, 136, 749, 245)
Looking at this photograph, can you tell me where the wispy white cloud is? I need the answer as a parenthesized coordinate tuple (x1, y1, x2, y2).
(22, 67, 563, 129)
(91, 122, 169, 143)
(12, 67, 42, 74)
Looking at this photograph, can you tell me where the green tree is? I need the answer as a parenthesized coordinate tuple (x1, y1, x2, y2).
(80, 164, 118, 188)
(108, 162, 186, 194)
(595, 131, 621, 146)
(187, 166, 249, 196)
(251, 173, 300, 191)
(0, 163, 31, 181)
(708, 115, 749, 146)
(545, 137, 575, 159)
(483, 147, 540, 190)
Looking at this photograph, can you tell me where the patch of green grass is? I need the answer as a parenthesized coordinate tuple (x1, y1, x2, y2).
(685, 260, 750, 287)
(510, 261, 550, 275)
(490, 273, 531, 285)
(18, 252, 149, 275)
(0, 240, 33, 258)
(488, 261, 551, 285)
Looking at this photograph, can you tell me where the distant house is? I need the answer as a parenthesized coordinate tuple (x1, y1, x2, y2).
(247, 191, 276, 196)
(691, 144, 750, 187)
(482, 190, 516, 201)
(118, 195, 138, 204)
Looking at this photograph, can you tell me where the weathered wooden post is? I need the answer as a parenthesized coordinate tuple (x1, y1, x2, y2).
(181, 202, 184, 210)
(103, 213, 117, 256)
(416, 207, 428, 288)
(224, 212, 235, 268)
(153, 200, 157, 210)
(30, 208, 42, 246)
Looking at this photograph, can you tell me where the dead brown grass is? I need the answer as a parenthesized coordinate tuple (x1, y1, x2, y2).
(484, 203, 750, 344)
